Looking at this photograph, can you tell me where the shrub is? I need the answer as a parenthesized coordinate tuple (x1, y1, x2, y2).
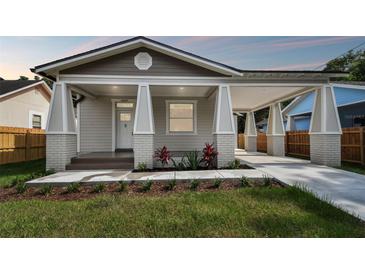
(66, 182, 80, 193)
(239, 176, 250, 188)
(118, 181, 127, 192)
(189, 179, 200, 191)
(154, 146, 171, 167)
(185, 151, 200, 170)
(227, 159, 241, 169)
(137, 162, 147, 172)
(263, 175, 272, 187)
(45, 169, 56, 176)
(15, 181, 28, 194)
(201, 143, 218, 169)
(171, 157, 187, 171)
(93, 183, 105, 193)
(39, 184, 53, 195)
(142, 180, 153, 192)
(4, 177, 19, 189)
(166, 179, 176, 191)
(212, 178, 222, 189)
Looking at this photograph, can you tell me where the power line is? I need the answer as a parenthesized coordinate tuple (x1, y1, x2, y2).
(313, 39, 365, 70)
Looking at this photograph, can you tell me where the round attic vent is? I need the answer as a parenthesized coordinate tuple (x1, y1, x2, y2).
(134, 52, 152, 70)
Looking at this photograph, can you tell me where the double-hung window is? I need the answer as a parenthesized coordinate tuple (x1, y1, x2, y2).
(32, 114, 42, 129)
(166, 100, 197, 134)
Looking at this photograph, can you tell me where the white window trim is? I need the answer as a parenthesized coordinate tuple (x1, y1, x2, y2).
(165, 100, 197, 135)
(29, 110, 44, 129)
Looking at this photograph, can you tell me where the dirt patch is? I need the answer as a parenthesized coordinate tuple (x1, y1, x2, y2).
(0, 179, 284, 202)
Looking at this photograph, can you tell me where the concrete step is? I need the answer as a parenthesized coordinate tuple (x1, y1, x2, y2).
(66, 162, 134, 170)
(70, 157, 134, 164)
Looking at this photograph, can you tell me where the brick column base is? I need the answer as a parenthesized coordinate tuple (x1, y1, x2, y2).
(310, 134, 341, 167)
(267, 135, 285, 156)
(214, 134, 235, 168)
(244, 135, 257, 152)
(46, 134, 77, 171)
(133, 134, 154, 169)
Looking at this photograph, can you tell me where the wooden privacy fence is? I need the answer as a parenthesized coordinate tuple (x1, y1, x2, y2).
(238, 127, 365, 165)
(0, 126, 46, 165)
(237, 134, 245, 149)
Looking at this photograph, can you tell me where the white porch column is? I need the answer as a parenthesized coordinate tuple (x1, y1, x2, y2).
(286, 115, 296, 131)
(133, 84, 155, 169)
(213, 85, 235, 168)
(309, 85, 342, 167)
(46, 82, 77, 171)
(244, 111, 257, 152)
(266, 102, 285, 156)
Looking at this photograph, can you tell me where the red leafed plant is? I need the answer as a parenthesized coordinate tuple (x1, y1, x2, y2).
(154, 146, 171, 167)
(201, 143, 218, 169)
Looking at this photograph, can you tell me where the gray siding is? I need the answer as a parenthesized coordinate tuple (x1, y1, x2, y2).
(153, 97, 214, 151)
(79, 97, 112, 152)
(61, 48, 224, 77)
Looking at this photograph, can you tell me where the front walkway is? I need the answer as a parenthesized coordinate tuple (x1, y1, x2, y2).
(235, 150, 365, 220)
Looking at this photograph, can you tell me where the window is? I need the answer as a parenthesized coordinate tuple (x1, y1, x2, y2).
(117, 102, 134, 108)
(32, 114, 42, 129)
(166, 101, 196, 134)
(120, 113, 131, 122)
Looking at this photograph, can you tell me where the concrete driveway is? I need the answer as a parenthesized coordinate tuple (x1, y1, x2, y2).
(235, 150, 365, 221)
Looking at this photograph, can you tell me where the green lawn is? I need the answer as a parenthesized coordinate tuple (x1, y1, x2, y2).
(0, 159, 46, 187)
(338, 162, 365, 175)
(0, 187, 364, 237)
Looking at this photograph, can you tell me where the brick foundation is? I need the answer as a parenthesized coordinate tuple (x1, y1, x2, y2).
(133, 134, 154, 169)
(46, 134, 77, 171)
(214, 134, 235, 168)
(310, 134, 341, 167)
(244, 135, 257, 152)
(267, 135, 285, 156)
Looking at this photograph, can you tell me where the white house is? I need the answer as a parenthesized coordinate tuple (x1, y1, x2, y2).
(0, 80, 52, 129)
(31, 36, 347, 171)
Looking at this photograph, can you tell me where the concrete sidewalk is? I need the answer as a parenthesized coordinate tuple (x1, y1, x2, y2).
(27, 168, 270, 186)
(236, 152, 365, 220)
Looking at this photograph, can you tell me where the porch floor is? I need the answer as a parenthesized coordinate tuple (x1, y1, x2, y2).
(77, 151, 134, 159)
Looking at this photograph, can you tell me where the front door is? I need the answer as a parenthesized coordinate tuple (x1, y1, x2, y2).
(117, 110, 134, 149)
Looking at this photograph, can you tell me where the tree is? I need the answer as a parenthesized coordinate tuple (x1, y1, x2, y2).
(324, 49, 365, 81)
(18, 75, 29, 80)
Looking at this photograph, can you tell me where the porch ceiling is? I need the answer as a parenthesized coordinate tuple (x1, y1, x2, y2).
(230, 85, 316, 111)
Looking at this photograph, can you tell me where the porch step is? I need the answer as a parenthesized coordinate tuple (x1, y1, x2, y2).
(70, 157, 134, 164)
(66, 162, 134, 170)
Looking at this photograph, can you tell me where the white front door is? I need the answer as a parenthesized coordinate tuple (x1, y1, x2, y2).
(117, 110, 134, 149)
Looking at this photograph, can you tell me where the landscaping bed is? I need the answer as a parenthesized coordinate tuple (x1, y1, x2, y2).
(0, 178, 282, 202)
(132, 164, 253, 173)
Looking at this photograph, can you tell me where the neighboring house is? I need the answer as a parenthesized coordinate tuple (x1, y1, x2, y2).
(31, 36, 347, 171)
(0, 80, 52, 129)
(282, 83, 365, 131)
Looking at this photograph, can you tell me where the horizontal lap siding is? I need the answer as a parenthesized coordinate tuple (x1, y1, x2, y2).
(153, 97, 214, 151)
(80, 97, 112, 152)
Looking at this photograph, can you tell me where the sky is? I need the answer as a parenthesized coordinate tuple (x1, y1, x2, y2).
(1, 36, 365, 79)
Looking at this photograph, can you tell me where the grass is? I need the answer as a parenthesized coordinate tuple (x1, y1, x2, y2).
(0, 159, 45, 188)
(337, 162, 365, 175)
(0, 187, 364, 237)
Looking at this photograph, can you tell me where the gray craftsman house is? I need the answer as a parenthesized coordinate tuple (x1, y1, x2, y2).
(31, 36, 346, 171)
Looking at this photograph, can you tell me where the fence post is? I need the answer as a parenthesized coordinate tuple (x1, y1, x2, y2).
(361, 127, 365, 166)
(25, 129, 31, 161)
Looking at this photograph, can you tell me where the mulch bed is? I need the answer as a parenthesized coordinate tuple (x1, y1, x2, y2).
(133, 164, 253, 173)
(0, 179, 284, 202)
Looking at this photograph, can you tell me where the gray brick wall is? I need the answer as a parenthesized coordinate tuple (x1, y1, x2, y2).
(267, 135, 285, 156)
(214, 134, 235, 168)
(46, 134, 77, 171)
(310, 134, 341, 167)
(244, 135, 257, 152)
(134, 134, 154, 169)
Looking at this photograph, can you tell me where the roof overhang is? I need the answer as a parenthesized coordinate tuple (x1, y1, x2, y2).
(0, 81, 52, 100)
(31, 36, 242, 78)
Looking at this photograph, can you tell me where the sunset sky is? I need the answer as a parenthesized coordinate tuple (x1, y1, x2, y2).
(1, 36, 364, 80)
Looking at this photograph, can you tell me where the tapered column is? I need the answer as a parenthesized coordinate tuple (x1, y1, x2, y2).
(286, 115, 296, 131)
(244, 111, 257, 152)
(266, 102, 285, 156)
(213, 85, 235, 168)
(46, 83, 77, 171)
(309, 85, 342, 166)
(133, 84, 155, 169)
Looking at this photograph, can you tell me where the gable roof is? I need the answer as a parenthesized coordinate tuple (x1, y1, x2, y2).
(282, 83, 365, 116)
(31, 36, 347, 81)
(0, 80, 52, 100)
